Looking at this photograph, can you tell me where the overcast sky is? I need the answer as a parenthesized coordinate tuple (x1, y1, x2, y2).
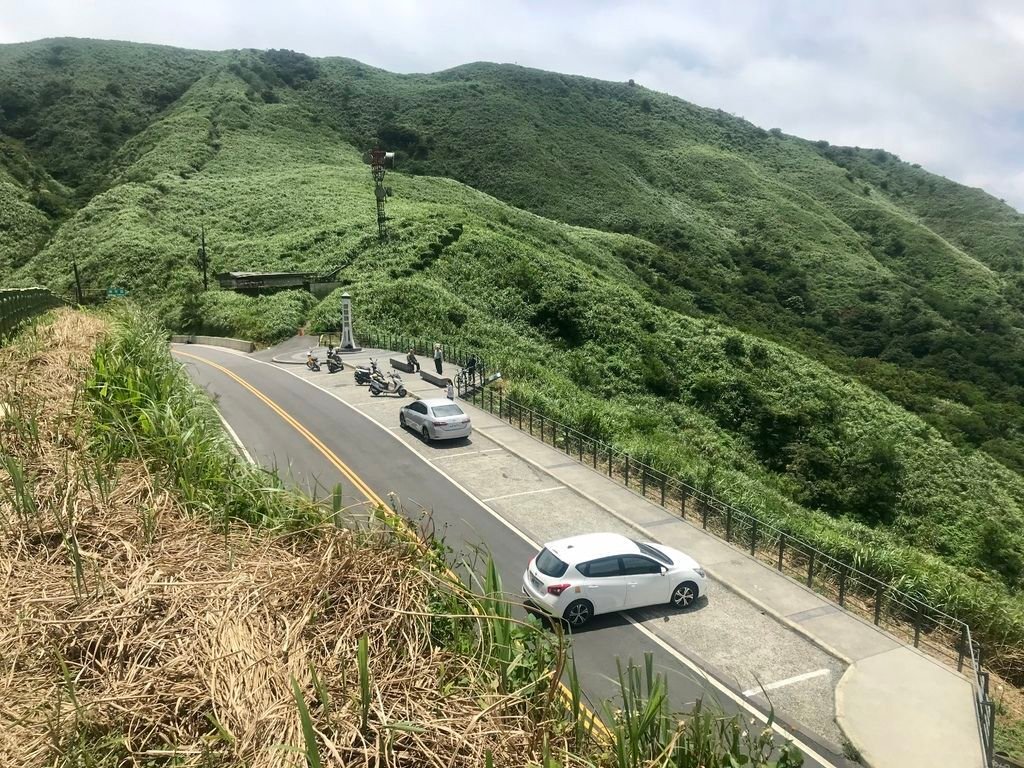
(2, 0, 1022, 211)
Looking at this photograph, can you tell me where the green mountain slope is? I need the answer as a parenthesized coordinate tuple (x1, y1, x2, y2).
(2, 39, 1024, 684)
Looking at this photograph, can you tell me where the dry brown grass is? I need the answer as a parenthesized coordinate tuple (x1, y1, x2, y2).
(0, 310, 580, 767)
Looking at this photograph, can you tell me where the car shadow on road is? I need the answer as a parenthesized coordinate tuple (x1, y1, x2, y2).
(524, 596, 709, 635)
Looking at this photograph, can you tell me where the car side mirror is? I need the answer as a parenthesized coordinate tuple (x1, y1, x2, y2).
(660, 566, 668, 575)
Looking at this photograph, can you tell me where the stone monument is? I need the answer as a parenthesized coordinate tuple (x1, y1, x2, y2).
(339, 292, 361, 352)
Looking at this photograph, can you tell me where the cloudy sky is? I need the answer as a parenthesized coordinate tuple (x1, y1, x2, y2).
(2, 0, 1022, 210)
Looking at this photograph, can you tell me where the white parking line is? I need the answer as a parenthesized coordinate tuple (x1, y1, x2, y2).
(743, 668, 831, 697)
(432, 448, 504, 461)
(480, 486, 565, 502)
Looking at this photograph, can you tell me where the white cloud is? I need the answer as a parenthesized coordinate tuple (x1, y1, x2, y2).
(0, 0, 1021, 210)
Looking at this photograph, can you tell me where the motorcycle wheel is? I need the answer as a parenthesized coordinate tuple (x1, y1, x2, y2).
(398, 387, 407, 397)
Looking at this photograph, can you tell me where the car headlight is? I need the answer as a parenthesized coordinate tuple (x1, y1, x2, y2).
(695, 567, 706, 578)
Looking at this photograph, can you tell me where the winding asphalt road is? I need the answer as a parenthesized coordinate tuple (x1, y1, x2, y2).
(173, 343, 843, 767)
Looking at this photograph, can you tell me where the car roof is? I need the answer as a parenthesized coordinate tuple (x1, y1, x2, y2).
(544, 532, 639, 564)
(417, 398, 464, 409)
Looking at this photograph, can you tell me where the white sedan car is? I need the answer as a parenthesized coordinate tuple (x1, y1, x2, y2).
(522, 532, 708, 627)
(399, 398, 472, 442)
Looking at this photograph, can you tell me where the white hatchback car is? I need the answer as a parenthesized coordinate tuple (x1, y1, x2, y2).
(399, 398, 472, 442)
(522, 532, 707, 627)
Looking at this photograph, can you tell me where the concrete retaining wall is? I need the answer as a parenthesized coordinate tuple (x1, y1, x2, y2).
(170, 335, 255, 353)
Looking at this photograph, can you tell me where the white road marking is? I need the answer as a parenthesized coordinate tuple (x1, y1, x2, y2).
(481, 486, 565, 502)
(431, 448, 504, 461)
(743, 668, 831, 697)
(215, 402, 256, 464)
(180, 345, 838, 768)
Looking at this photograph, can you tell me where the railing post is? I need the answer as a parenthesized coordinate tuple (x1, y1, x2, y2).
(838, 565, 847, 607)
(750, 519, 758, 556)
(874, 583, 884, 625)
(958, 625, 967, 672)
(725, 508, 732, 542)
(592, 440, 597, 469)
(807, 551, 815, 588)
(564, 426, 570, 454)
(539, 415, 544, 442)
(913, 602, 923, 648)
(660, 477, 666, 506)
(498, 392, 503, 419)
(680, 488, 687, 520)
(518, 404, 522, 429)
(624, 456, 630, 487)
(777, 536, 785, 571)
(986, 700, 996, 766)
(641, 468, 647, 497)
(489, 389, 494, 414)
(578, 435, 583, 461)
(701, 500, 709, 529)
(529, 410, 533, 435)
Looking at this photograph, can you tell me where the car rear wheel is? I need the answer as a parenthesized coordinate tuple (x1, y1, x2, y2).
(671, 581, 698, 609)
(421, 426, 432, 443)
(562, 599, 593, 628)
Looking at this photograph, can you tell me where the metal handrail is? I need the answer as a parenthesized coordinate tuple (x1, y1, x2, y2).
(360, 327, 996, 765)
(0, 287, 63, 341)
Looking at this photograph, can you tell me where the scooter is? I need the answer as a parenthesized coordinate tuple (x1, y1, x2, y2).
(354, 358, 380, 385)
(306, 350, 321, 372)
(369, 371, 407, 397)
(326, 345, 344, 374)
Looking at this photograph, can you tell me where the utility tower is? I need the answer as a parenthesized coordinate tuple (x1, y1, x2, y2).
(366, 148, 394, 241)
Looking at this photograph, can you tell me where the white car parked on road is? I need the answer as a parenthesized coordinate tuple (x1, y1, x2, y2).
(399, 398, 472, 442)
(522, 532, 707, 627)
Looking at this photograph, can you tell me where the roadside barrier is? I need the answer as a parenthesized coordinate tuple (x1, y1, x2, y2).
(0, 287, 63, 341)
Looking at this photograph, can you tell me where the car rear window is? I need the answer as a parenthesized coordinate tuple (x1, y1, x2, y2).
(431, 404, 464, 417)
(535, 548, 568, 577)
(635, 541, 673, 565)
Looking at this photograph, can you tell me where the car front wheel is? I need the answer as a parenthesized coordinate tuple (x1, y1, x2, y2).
(399, 412, 407, 428)
(671, 581, 699, 609)
(562, 599, 593, 628)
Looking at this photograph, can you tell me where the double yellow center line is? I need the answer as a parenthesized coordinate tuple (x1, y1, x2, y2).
(173, 347, 612, 741)
(175, 349, 383, 507)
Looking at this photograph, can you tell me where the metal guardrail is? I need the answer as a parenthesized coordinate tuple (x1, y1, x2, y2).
(357, 327, 996, 766)
(0, 287, 63, 341)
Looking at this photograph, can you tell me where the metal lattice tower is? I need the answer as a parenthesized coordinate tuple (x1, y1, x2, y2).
(368, 148, 393, 241)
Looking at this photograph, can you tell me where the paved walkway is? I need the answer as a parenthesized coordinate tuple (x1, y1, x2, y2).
(269, 340, 984, 768)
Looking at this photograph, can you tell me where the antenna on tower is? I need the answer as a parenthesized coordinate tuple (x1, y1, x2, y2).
(363, 147, 395, 241)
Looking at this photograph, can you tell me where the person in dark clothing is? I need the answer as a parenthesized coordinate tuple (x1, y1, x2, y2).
(466, 354, 478, 384)
(433, 343, 443, 375)
(406, 348, 420, 372)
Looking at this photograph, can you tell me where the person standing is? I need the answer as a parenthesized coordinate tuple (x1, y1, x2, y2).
(433, 342, 443, 375)
(466, 354, 478, 385)
(446, 381, 455, 400)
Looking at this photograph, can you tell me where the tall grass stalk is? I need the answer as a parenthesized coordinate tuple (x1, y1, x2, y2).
(290, 677, 322, 768)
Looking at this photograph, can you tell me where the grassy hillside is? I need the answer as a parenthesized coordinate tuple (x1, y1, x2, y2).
(2, 38, 1024, 687)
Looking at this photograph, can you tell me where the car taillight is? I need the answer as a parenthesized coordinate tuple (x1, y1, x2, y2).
(432, 421, 446, 426)
(547, 583, 571, 596)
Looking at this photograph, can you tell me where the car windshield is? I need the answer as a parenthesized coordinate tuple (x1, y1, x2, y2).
(431, 404, 464, 417)
(634, 541, 673, 565)
(535, 547, 568, 577)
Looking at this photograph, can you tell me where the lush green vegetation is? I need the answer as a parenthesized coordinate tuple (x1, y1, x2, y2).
(2, 37, 1024, 693)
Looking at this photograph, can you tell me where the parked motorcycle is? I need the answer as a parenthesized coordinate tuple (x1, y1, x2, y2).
(369, 371, 407, 397)
(306, 350, 321, 372)
(326, 345, 344, 374)
(354, 358, 380, 385)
